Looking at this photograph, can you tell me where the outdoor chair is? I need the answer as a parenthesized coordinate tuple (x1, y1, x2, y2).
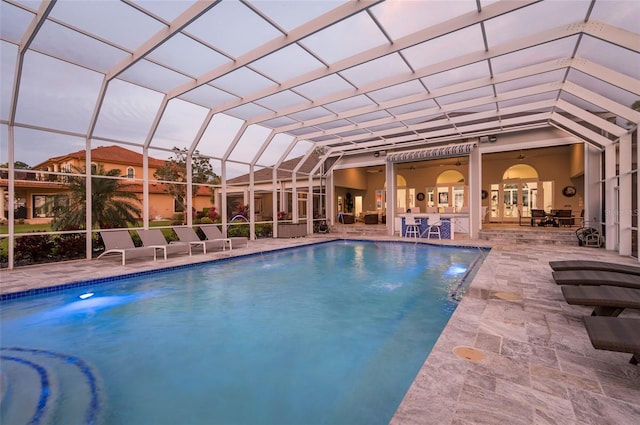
(422, 214, 442, 239)
(549, 260, 640, 276)
(137, 228, 191, 258)
(561, 285, 640, 317)
(583, 316, 640, 365)
(555, 209, 574, 227)
(173, 226, 226, 254)
(200, 225, 248, 249)
(530, 209, 546, 226)
(403, 214, 420, 238)
(98, 230, 159, 265)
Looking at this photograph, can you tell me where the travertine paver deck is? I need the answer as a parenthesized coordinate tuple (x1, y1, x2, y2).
(1, 234, 639, 424)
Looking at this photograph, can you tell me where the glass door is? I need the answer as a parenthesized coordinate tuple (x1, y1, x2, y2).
(491, 180, 541, 222)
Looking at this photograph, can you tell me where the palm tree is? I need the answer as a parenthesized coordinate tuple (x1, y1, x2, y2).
(51, 164, 142, 230)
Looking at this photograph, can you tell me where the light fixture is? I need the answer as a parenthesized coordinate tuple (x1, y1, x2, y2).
(373, 151, 380, 158)
(518, 150, 526, 161)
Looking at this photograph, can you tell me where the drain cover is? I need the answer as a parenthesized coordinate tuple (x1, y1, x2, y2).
(453, 346, 486, 362)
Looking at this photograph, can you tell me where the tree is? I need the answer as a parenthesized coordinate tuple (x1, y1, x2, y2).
(51, 164, 141, 230)
(153, 147, 219, 215)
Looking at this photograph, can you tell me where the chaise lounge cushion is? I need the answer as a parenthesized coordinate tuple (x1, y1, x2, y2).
(550, 260, 640, 276)
(561, 285, 640, 316)
(552, 270, 640, 289)
(583, 316, 640, 364)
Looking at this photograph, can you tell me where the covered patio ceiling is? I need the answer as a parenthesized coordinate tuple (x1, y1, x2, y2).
(1, 0, 639, 176)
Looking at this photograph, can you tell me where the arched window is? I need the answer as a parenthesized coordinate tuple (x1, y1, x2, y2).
(434, 170, 466, 211)
(127, 167, 134, 179)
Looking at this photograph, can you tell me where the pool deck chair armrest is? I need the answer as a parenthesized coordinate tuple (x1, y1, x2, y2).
(552, 270, 640, 289)
(583, 316, 640, 365)
(98, 230, 158, 265)
(549, 260, 640, 276)
(561, 285, 640, 317)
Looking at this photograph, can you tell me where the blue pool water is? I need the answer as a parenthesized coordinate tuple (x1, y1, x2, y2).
(1, 241, 485, 425)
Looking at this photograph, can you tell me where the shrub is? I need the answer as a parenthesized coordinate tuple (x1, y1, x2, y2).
(172, 212, 184, 226)
(15, 233, 54, 263)
(228, 224, 249, 238)
(54, 233, 86, 260)
(255, 223, 272, 238)
(200, 217, 213, 224)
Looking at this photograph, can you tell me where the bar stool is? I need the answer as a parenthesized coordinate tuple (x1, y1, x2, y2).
(404, 214, 420, 238)
(424, 214, 442, 239)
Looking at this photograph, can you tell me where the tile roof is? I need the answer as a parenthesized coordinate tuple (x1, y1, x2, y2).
(33, 145, 166, 169)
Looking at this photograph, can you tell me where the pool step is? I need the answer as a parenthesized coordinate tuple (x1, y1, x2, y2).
(478, 228, 579, 246)
(0, 347, 102, 425)
(329, 223, 388, 236)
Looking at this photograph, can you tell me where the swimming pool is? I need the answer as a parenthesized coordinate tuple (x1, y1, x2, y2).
(1, 240, 485, 425)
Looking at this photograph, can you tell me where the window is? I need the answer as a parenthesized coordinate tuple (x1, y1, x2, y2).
(174, 197, 185, 213)
(33, 194, 68, 218)
(127, 167, 134, 179)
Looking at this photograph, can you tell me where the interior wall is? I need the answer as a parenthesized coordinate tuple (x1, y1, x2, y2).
(481, 145, 584, 213)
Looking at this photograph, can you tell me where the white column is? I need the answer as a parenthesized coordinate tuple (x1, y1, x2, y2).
(307, 177, 314, 235)
(0, 187, 5, 220)
(292, 173, 298, 223)
(604, 144, 616, 251)
(186, 151, 193, 226)
(618, 134, 632, 256)
(469, 148, 482, 239)
(142, 148, 149, 228)
(249, 165, 255, 240)
(385, 162, 396, 236)
(584, 144, 602, 228)
(85, 138, 92, 260)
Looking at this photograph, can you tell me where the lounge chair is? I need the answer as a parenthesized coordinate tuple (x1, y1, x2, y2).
(552, 270, 640, 289)
(137, 229, 191, 258)
(550, 260, 640, 276)
(98, 230, 159, 265)
(583, 316, 640, 365)
(200, 225, 248, 249)
(173, 226, 226, 254)
(561, 285, 640, 316)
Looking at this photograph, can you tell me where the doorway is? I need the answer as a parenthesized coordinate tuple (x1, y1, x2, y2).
(490, 164, 547, 223)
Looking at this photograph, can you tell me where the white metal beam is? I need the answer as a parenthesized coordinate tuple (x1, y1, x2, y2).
(167, 0, 383, 100)
(550, 113, 614, 147)
(106, 1, 220, 81)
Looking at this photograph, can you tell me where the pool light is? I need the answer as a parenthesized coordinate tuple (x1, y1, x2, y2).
(79, 292, 94, 300)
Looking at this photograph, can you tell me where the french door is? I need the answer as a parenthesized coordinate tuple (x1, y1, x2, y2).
(490, 180, 539, 222)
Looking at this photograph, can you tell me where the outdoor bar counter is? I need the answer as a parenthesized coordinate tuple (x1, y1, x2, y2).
(397, 213, 469, 239)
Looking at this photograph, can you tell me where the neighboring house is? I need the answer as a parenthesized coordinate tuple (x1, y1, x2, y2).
(0, 145, 214, 223)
